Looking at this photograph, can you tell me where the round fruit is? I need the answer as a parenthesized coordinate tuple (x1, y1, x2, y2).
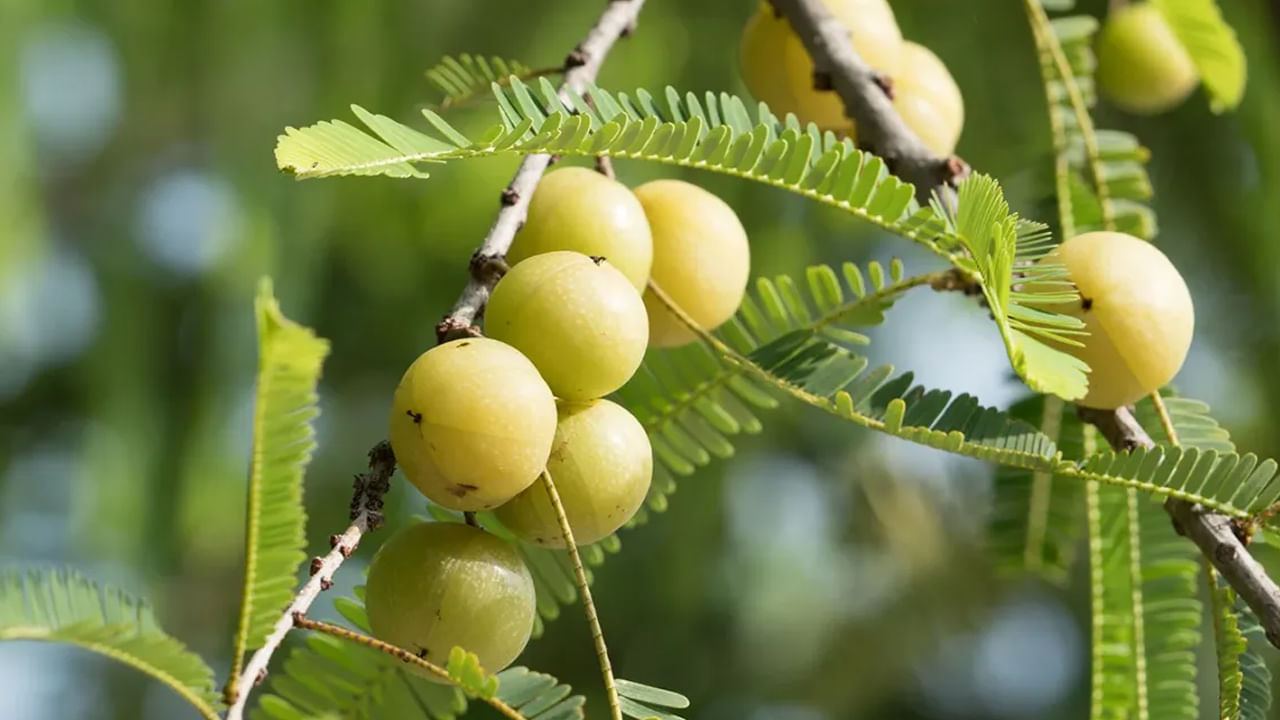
(388, 338, 556, 511)
(507, 167, 653, 291)
(739, 0, 903, 132)
(485, 251, 648, 400)
(1039, 231, 1194, 409)
(365, 522, 535, 675)
(779, 0, 904, 131)
(635, 180, 751, 348)
(495, 399, 652, 548)
(893, 41, 964, 156)
(1096, 3, 1197, 115)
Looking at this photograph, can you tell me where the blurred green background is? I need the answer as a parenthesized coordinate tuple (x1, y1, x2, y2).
(2, 0, 1279, 718)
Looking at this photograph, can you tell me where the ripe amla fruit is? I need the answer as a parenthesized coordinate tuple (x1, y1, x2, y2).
(1039, 231, 1194, 409)
(740, 0, 903, 131)
(1096, 3, 1197, 115)
(365, 522, 535, 674)
(506, 167, 653, 291)
(388, 338, 556, 511)
(485, 251, 648, 400)
(634, 180, 751, 348)
(495, 399, 652, 547)
(893, 42, 964, 156)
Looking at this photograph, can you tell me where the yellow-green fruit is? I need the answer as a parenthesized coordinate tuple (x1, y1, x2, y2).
(635, 180, 751, 348)
(366, 522, 535, 675)
(388, 338, 556, 511)
(739, 0, 902, 131)
(485, 251, 648, 400)
(779, 0, 904, 131)
(507, 167, 653, 291)
(1041, 231, 1194, 409)
(738, 5, 797, 113)
(495, 399, 652, 548)
(893, 41, 964, 156)
(1097, 3, 1198, 115)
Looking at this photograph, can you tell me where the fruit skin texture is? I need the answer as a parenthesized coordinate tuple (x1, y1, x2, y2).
(1096, 3, 1198, 115)
(365, 522, 535, 675)
(893, 41, 964, 156)
(1040, 231, 1194, 409)
(388, 338, 556, 511)
(738, 6, 796, 120)
(506, 167, 653, 291)
(485, 251, 648, 400)
(635, 180, 751, 348)
(495, 399, 652, 548)
(739, 0, 902, 132)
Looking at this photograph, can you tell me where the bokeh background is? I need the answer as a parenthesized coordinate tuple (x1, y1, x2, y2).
(2, 1, 1279, 718)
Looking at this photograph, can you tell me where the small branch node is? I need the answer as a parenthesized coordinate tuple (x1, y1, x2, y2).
(564, 48, 589, 70)
(500, 188, 520, 206)
(253, 669, 268, 686)
(308, 557, 324, 576)
(435, 316, 483, 345)
(319, 577, 334, 592)
(871, 71, 894, 99)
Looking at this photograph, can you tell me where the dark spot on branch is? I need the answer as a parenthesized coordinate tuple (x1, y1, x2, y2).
(812, 70, 834, 92)
(1215, 542, 1238, 563)
(943, 156, 970, 186)
(309, 557, 324, 576)
(564, 48, 588, 70)
(254, 669, 268, 686)
(329, 534, 340, 548)
(435, 316, 483, 344)
(319, 577, 334, 591)
(500, 188, 520, 206)
(871, 72, 895, 100)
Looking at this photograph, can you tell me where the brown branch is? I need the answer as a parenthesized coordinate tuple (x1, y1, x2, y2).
(1077, 406, 1280, 649)
(767, 0, 969, 205)
(435, 0, 648, 343)
(223, 442, 395, 719)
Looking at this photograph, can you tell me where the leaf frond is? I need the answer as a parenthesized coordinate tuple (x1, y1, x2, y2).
(229, 279, 330, 686)
(0, 568, 220, 719)
(425, 53, 543, 111)
(616, 678, 690, 720)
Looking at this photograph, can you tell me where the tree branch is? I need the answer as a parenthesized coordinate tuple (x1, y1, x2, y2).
(223, 442, 395, 719)
(1077, 406, 1280, 649)
(768, 0, 969, 205)
(436, 0, 648, 342)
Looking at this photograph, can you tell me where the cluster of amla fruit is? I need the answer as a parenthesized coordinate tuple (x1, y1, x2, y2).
(366, 166, 752, 674)
(739, 0, 964, 156)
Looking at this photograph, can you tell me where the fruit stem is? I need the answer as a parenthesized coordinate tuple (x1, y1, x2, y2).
(463, 511, 480, 528)
(539, 470, 623, 720)
(291, 615, 528, 720)
(1148, 392, 1180, 447)
(594, 155, 617, 179)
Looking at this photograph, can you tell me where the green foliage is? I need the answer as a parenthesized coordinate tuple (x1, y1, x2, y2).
(1208, 572, 1273, 720)
(616, 678, 690, 720)
(942, 176, 1089, 399)
(988, 395, 1086, 584)
(1026, 4, 1159, 240)
(446, 647, 500, 699)
(617, 259, 912, 517)
(230, 280, 330, 678)
(426, 54, 538, 110)
(272, 79, 1089, 397)
(255, 588, 586, 720)
(1151, 0, 1247, 112)
(0, 568, 221, 719)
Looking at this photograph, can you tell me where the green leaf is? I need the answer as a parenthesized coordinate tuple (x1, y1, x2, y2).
(1208, 572, 1272, 720)
(941, 175, 1089, 399)
(1152, 0, 1247, 112)
(230, 279, 330, 677)
(988, 395, 1086, 584)
(0, 568, 221, 719)
(446, 646, 499, 699)
(425, 53, 539, 111)
(616, 678, 689, 720)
